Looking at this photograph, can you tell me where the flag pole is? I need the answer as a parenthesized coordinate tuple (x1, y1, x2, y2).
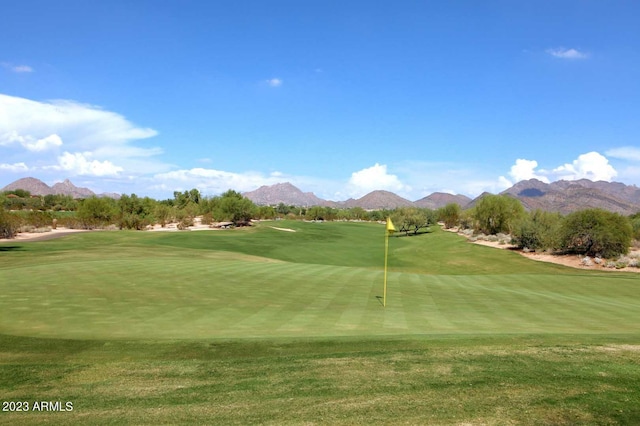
(383, 217, 395, 307)
(383, 229, 389, 307)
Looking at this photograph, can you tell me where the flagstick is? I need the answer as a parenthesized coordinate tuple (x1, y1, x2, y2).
(383, 229, 389, 307)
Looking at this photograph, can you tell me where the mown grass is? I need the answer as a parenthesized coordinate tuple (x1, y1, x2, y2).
(1, 221, 639, 424)
(1, 335, 639, 425)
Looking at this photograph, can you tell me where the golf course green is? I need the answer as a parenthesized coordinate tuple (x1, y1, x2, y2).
(1, 221, 639, 424)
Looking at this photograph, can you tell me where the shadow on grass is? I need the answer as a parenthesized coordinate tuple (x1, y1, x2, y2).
(392, 228, 434, 238)
(0, 245, 23, 252)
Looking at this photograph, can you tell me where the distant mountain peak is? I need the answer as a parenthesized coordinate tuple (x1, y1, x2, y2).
(500, 178, 640, 215)
(1, 176, 118, 199)
(414, 192, 471, 209)
(52, 179, 95, 198)
(243, 182, 326, 206)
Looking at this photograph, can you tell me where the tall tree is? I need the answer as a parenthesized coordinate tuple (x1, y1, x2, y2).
(438, 203, 461, 229)
(213, 190, 256, 225)
(473, 195, 524, 235)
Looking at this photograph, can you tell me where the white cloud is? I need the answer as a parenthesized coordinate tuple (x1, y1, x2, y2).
(508, 159, 550, 183)
(552, 151, 617, 182)
(13, 65, 34, 73)
(606, 146, 640, 162)
(0, 94, 158, 152)
(500, 152, 618, 187)
(266, 78, 282, 87)
(152, 167, 286, 195)
(498, 175, 513, 189)
(0, 93, 163, 179)
(0, 162, 29, 172)
(0, 131, 63, 152)
(1, 62, 34, 73)
(24, 134, 63, 152)
(347, 163, 408, 198)
(546, 48, 588, 59)
(51, 152, 124, 177)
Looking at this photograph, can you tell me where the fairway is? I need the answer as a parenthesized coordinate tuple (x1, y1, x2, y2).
(1, 221, 639, 339)
(1, 221, 639, 424)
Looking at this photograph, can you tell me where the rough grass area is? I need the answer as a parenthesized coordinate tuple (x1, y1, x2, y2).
(1, 221, 639, 424)
(1, 335, 639, 425)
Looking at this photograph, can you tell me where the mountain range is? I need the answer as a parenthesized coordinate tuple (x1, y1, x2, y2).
(243, 179, 640, 215)
(3, 177, 640, 214)
(1, 177, 119, 199)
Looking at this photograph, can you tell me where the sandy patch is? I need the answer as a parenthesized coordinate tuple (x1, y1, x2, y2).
(0, 227, 89, 243)
(477, 240, 640, 273)
(147, 223, 215, 232)
(147, 216, 229, 232)
(445, 226, 640, 273)
(599, 345, 640, 352)
(270, 226, 296, 232)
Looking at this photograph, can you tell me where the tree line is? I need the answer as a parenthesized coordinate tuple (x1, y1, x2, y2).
(438, 194, 639, 258)
(2, 189, 640, 259)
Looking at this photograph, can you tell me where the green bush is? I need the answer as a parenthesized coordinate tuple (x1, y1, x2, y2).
(77, 197, 117, 229)
(26, 211, 54, 228)
(473, 195, 525, 235)
(512, 210, 562, 251)
(212, 190, 256, 225)
(560, 209, 632, 258)
(0, 210, 22, 239)
(438, 203, 461, 229)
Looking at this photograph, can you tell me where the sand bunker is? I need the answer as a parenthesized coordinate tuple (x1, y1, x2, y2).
(270, 226, 296, 232)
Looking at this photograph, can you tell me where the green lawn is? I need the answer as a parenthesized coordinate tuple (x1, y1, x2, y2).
(1, 221, 639, 424)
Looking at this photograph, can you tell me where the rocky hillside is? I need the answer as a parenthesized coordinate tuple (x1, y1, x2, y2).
(1, 177, 117, 199)
(342, 190, 414, 209)
(500, 179, 640, 215)
(246, 180, 640, 214)
(2, 177, 55, 196)
(242, 182, 326, 206)
(414, 192, 472, 209)
(51, 179, 96, 198)
(6, 176, 639, 214)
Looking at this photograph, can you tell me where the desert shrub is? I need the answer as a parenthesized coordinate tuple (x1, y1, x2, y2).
(616, 260, 628, 269)
(118, 213, 151, 230)
(26, 211, 53, 228)
(116, 194, 156, 230)
(154, 204, 173, 227)
(211, 190, 256, 225)
(512, 210, 562, 251)
(256, 205, 276, 220)
(55, 216, 82, 229)
(438, 203, 461, 229)
(77, 197, 117, 229)
(458, 210, 474, 230)
(201, 213, 214, 225)
(473, 195, 525, 235)
(177, 216, 194, 230)
(0, 210, 22, 238)
(560, 209, 632, 258)
(630, 214, 640, 240)
(617, 255, 639, 268)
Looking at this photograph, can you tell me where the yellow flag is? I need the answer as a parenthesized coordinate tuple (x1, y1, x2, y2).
(386, 217, 396, 233)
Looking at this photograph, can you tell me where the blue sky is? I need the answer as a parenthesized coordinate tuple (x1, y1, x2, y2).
(1, 1, 639, 201)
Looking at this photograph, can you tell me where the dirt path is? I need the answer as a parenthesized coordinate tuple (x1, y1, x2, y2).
(0, 228, 90, 243)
